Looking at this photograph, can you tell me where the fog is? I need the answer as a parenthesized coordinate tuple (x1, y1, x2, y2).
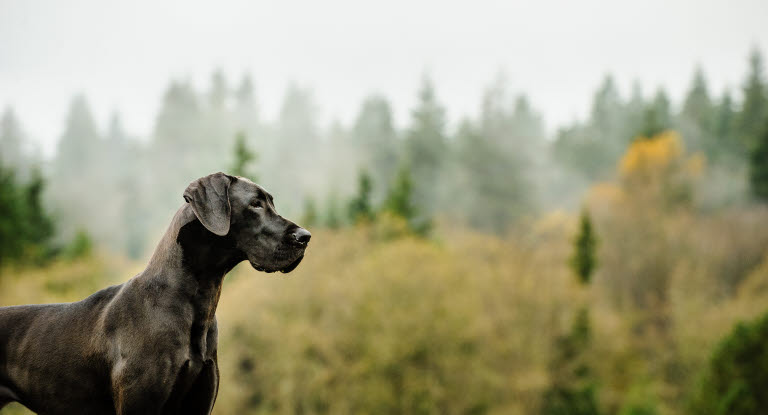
(2, 0, 767, 156)
(5, 2, 768, 414)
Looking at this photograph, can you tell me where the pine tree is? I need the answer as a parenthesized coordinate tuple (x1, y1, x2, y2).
(405, 76, 447, 215)
(590, 75, 623, 138)
(681, 67, 716, 155)
(689, 311, 768, 414)
(55, 95, 101, 179)
(682, 67, 714, 131)
(383, 164, 417, 222)
(347, 169, 374, 223)
(571, 210, 598, 285)
(231, 131, 258, 181)
(714, 91, 739, 160)
(353, 95, 398, 198)
(209, 69, 229, 110)
(737, 48, 768, 150)
(301, 197, 318, 228)
(383, 164, 430, 235)
(22, 168, 54, 257)
(0, 108, 25, 171)
(542, 209, 601, 415)
(0, 163, 55, 268)
(641, 89, 672, 138)
(276, 84, 319, 207)
(324, 191, 342, 229)
(541, 306, 600, 415)
(235, 74, 259, 139)
(0, 165, 24, 268)
(749, 120, 768, 201)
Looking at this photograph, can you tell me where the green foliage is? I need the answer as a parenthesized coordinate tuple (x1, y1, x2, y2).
(230, 131, 258, 181)
(347, 169, 374, 223)
(301, 197, 318, 228)
(553, 76, 657, 180)
(680, 67, 718, 157)
(749, 120, 768, 201)
(688, 311, 768, 414)
(353, 96, 399, 198)
(541, 308, 601, 415)
(0, 164, 55, 268)
(405, 76, 447, 215)
(641, 89, 672, 138)
(64, 229, 93, 260)
(384, 164, 416, 221)
(571, 209, 598, 285)
(324, 191, 343, 229)
(737, 49, 768, 149)
(383, 164, 431, 236)
(0, 108, 25, 170)
(454, 82, 540, 233)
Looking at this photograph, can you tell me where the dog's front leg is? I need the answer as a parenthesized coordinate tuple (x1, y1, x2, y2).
(111, 359, 176, 415)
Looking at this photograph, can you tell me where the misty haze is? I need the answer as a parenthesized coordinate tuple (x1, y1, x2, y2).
(2, 1, 768, 414)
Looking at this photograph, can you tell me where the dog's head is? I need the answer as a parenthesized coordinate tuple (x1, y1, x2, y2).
(183, 172, 310, 273)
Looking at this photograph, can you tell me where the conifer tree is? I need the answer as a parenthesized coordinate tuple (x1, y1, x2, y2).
(353, 96, 398, 198)
(383, 164, 430, 235)
(231, 131, 258, 181)
(682, 67, 714, 131)
(383, 164, 417, 223)
(0, 108, 25, 171)
(405, 76, 447, 215)
(714, 91, 739, 160)
(301, 197, 318, 228)
(571, 210, 598, 285)
(542, 209, 600, 415)
(749, 120, 768, 201)
(324, 191, 342, 229)
(641, 89, 672, 138)
(738, 49, 768, 149)
(347, 169, 374, 223)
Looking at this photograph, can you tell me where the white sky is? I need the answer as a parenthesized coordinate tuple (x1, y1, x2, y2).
(1, 0, 767, 157)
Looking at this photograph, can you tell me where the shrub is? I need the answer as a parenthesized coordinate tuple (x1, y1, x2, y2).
(688, 311, 768, 414)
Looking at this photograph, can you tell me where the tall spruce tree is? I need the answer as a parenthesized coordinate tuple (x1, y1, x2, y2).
(347, 169, 374, 223)
(405, 77, 447, 215)
(0, 108, 25, 172)
(641, 89, 672, 138)
(542, 209, 600, 415)
(749, 120, 768, 201)
(714, 91, 739, 161)
(55, 95, 101, 179)
(737, 49, 768, 150)
(383, 163, 430, 235)
(681, 67, 716, 155)
(231, 131, 258, 181)
(353, 95, 398, 199)
(571, 210, 598, 285)
(0, 163, 55, 268)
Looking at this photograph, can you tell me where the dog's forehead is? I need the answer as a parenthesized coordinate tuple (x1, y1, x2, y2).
(232, 177, 271, 200)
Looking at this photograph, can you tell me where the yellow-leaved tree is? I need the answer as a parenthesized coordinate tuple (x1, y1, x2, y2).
(586, 131, 705, 413)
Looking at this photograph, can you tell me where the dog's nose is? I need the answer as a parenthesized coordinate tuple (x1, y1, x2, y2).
(292, 228, 311, 244)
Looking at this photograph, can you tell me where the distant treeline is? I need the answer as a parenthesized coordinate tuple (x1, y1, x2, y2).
(1, 49, 767, 259)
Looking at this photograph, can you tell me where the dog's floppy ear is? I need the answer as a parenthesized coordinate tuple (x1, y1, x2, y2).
(183, 172, 233, 236)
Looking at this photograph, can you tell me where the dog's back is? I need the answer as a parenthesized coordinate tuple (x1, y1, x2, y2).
(0, 284, 124, 413)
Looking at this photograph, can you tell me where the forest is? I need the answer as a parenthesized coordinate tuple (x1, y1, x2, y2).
(2, 48, 768, 414)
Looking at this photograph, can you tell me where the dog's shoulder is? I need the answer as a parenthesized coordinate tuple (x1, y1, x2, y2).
(80, 283, 124, 307)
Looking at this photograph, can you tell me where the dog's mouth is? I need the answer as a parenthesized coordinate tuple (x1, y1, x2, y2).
(249, 252, 305, 274)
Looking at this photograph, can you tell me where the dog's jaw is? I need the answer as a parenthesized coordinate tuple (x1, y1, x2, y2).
(249, 251, 304, 274)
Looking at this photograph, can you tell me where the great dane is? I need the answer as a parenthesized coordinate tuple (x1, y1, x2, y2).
(0, 172, 311, 414)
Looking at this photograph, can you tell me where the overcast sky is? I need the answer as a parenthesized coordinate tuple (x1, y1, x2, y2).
(1, 0, 767, 157)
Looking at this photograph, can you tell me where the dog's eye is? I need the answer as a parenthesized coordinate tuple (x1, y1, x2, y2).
(251, 201, 264, 210)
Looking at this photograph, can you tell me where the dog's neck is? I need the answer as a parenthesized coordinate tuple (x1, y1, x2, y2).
(142, 204, 243, 328)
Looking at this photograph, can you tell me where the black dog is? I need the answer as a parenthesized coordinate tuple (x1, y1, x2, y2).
(0, 173, 310, 414)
